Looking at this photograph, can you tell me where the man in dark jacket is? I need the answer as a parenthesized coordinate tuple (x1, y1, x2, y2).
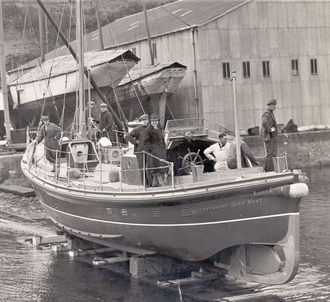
(126, 114, 149, 183)
(98, 103, 113, 139)
(34, 115, 62, 172)
(260, 99, 278, 172)
(143, 113, 168, 187)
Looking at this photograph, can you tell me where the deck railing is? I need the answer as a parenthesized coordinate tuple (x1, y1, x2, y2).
(26, 140, 175, 192)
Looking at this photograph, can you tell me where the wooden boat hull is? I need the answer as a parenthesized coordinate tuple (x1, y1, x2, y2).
(109, 62, 187, 121)
(7, 50, 139, 128)
(21, 133, 308, 285)
(28, 170, 302, 262)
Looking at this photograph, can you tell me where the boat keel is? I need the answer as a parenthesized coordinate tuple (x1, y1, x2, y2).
(221, 215, 299, 285)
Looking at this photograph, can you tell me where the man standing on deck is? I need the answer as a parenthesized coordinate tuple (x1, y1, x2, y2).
(204, 132, 231, 171)
(143, 113, 168, 187)
(98, 103, 113, 139)
(33, 115, 62, 172)
(98, 103, 113, 163)
(126, 114, 149, 183)
(260, 99, 278, 172)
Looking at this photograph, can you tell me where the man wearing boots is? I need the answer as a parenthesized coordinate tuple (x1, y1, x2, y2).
(260, 99, 278, 172)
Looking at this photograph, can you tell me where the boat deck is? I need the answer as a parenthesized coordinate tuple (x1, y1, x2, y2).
(29, 154, 274, 193)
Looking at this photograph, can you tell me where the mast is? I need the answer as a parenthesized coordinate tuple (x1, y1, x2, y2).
(38, 5, 45, 63)
(36, 0, 125, 131)
(77, 0, 85, 138)
(0, 0, 11, 143)
(143, 3, 154, 65)
(93, 0, 104, 50)
(232, 71, 242, 169)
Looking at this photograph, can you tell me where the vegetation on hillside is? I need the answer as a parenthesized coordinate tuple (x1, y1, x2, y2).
(2, 0, 176, 71)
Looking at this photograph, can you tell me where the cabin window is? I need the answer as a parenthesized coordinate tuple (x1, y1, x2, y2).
(152, 43, 157, 59)
(262, 61, 271, 77)
(311, 59, 318, 75)
(243, 61, 250, 78)
(291, 59, 299, 76)
(131, 47, 136, 55)
(222, 62, 231, 79)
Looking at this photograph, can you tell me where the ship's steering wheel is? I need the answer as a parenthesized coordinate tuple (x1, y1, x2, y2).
(181, 151, 203, 175)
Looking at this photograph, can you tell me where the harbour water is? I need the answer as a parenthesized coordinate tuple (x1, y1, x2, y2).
(0, 166, 330, 301)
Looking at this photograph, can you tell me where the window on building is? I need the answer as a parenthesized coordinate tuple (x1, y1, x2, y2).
(311, 59, 318, 75)
(222, 62, 230, 79)
(152, 43, 157, 59)
(291, 59, 299, 76)
(243, 61, 250, 78)
(131, 47, 136, 55)
(262, 61, 271, 77)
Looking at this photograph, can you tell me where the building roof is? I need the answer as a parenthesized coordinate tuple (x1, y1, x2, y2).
(91, 0, 249, 49)
(9, 0, 248, 72)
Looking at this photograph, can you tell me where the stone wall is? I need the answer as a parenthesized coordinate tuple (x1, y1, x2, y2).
(244, 130, 330, 170)
(0, 153, 31, 187)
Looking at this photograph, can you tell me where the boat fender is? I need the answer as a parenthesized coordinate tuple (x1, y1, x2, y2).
(288, 183, 309, 198)
(270, 183, 309, 198)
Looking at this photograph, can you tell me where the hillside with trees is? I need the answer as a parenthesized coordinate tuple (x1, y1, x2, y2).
(2, 0, 175, 71)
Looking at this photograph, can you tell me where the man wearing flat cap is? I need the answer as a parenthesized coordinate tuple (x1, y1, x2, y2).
(260, 99, 278, 172)
(34, 115, 62, 172)
(98, 103, 113, 163)
(143, 113, 168, 187)
(98, 103, 113, 139)
(126, 114, 150, 182)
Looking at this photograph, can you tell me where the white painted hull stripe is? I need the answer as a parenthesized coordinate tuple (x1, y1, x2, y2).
(41, 200, 299, 227)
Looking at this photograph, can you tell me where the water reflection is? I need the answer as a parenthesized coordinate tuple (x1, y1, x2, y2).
(1, 167, 330, 301)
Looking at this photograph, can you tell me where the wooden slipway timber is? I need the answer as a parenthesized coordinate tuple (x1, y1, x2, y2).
(21, 132, 309, 285)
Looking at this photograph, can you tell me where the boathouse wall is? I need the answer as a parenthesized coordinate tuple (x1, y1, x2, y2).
(196, 0, 330, 132)
(107, 0, 330, 133)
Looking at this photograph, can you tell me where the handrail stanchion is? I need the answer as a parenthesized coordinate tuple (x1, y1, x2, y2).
(55, 149, 58, 182)
(171, 162, 174, 189)
(82, 154, 86, 190)
(67, 150, 71, 184)
(143, 150, 146, 191)
(100, 158, 103, 191)
(119, 151, 123, 192)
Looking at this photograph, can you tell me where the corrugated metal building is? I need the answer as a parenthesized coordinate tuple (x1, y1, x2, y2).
(47, 0, 330, 131)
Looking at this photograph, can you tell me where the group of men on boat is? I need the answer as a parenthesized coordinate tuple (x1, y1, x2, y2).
(207, 98, 278, 172)
(31, 97, 279, 180)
